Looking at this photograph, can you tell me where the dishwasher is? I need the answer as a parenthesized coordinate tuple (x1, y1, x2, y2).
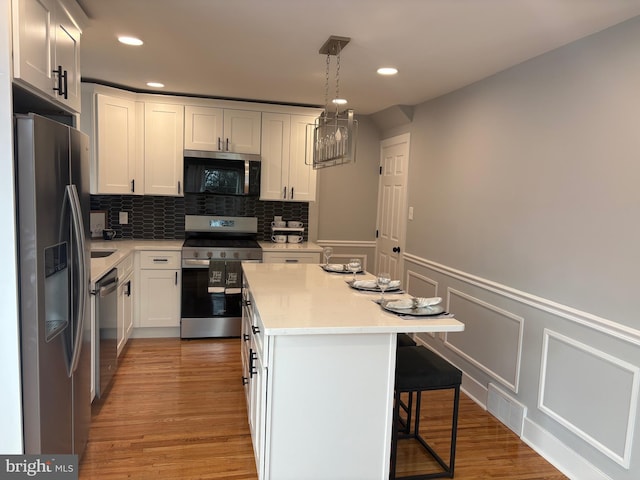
(93, 268, 118, 398)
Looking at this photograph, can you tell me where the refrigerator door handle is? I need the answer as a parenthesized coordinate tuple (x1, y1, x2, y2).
(67, 184, 88, 376)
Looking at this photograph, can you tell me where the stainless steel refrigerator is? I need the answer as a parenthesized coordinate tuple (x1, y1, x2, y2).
(15, 113, 91, 458)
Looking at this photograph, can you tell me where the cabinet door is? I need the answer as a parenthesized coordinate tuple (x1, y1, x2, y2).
(12, 0, 56, 96)
(260, 113, 290, 201)
(96, 94, 137, 194)
(184, 105, 223, 151)
(52, 2, 81, 112)
(288, 115, 317, 202)
(138, 269, 181, 328)
(224, 109, 261, 154)
(144, 103, 184, 196)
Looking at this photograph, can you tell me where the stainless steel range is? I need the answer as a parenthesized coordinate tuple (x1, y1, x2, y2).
(181, 215, 262, 338)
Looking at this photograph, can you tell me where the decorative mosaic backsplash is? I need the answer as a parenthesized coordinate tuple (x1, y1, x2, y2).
(90, 194, 309, 241)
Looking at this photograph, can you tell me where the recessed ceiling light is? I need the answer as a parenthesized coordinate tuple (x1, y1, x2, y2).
(332, 98, 348, 105)
(377, 67, 398, 76)
(118, 36, 143, 46)
(146, 82, 164, 88)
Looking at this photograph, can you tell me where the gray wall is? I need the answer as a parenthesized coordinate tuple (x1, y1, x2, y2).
(379, 16, 640, 480)
(316, 115, 380, 241)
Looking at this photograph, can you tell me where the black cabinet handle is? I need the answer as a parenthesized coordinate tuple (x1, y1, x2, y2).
(249, 349, 257, 377)
(52, 66, 63, 96)
(62, 69, 68, 99)
(218, 137, 222, 151)
(125, 280, 131, 296)
(252, 325, 260, 335)
(393, 246, 401, 253)
(131, 179, 135, 193)
(177, 181, 181, 195)
(242, 376, 248, 386)
(290, 187, 294, 199)
(226, 138, 229, 151)
(175, 271, 178, 285)
(283, 186, 287, 199)
(243, 333, 250, 342)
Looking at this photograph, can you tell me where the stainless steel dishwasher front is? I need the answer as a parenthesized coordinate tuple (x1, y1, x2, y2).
(93, 268, 118, 398)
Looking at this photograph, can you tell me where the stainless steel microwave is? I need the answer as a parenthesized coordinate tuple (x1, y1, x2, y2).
(183, 150, 261, 196)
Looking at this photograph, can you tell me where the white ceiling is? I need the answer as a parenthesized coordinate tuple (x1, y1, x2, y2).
(77, 0, 640, 115)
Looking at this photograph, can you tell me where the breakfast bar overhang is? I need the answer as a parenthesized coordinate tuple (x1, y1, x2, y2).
(241, 262, 465, 480)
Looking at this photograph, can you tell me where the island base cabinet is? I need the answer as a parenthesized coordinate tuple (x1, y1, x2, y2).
(258, 333, 396, 480)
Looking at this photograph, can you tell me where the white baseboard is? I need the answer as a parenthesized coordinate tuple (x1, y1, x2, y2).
(522, 418, 612, 480)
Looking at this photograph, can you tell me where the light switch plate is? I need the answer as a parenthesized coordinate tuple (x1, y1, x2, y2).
(119, 211, 129, 224)
(90, 211, 107, 238)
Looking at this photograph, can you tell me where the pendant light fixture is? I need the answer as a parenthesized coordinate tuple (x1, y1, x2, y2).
(312, 35, 358, 169)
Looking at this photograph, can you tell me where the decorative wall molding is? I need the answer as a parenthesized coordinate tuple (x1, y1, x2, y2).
(539, 329, 639, 468)
(443, 288, 524, 392)
(404, 253, 640, 346)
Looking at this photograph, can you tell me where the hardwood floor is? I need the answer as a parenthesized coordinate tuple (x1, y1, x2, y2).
(79, 338, 567, 480)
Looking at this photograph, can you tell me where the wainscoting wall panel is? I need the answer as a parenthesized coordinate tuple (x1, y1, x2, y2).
(540, 329, 639, 468)
(403, 252, 640, 479)
(444, 288, 523, 392)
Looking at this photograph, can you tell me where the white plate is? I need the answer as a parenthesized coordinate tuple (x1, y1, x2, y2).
(322, 264, 363, 274)
(381, 299, 445, 316)
(347, 280, 401, 292)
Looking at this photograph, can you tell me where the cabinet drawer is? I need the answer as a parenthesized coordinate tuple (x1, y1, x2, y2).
(139, 251, 181, 269)
(262, 251, 320, 264)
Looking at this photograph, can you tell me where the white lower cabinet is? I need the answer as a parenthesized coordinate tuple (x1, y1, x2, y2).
(116, 253, 134, 355)
(242, 279, 395, 480)
(137, 251, 181, 328)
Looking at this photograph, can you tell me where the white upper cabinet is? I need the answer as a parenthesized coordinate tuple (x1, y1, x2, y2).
(94, 94, 141, 194)
(144, 102, 184, 196)
(185, 105, 261, 154)
(260, 113, 317, 202)
(12, 0, 83, 112)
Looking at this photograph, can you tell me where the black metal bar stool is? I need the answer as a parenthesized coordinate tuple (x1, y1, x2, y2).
(390, 346, 462, 479)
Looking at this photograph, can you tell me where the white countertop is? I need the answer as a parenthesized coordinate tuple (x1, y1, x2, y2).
(90, 239, 183, 284)
(242, 263, 465, 336)
(258, 240, 323, 252)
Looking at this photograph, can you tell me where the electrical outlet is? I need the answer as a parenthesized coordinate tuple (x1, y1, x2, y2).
(119, 211, 129, 224)
(408, 206, 414, 220)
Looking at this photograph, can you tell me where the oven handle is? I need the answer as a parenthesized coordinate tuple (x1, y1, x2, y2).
(182, 259, 213, 267)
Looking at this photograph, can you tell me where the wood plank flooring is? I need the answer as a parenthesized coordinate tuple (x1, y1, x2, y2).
(79, 338, 567, 480)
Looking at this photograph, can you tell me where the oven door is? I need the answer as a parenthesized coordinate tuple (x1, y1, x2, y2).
(181, 260, 245, 338)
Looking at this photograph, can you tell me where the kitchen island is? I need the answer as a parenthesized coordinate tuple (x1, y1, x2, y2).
(241, 262, 465, 480)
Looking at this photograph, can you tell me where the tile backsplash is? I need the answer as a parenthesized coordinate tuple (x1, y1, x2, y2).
(90, 194, 309, 241)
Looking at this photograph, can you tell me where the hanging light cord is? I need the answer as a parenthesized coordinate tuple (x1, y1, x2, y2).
(324, 52, 331, 120)
(335, 43, 341, 116)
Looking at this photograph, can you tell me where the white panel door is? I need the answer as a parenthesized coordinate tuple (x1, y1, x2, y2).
(376, 134, 410, 279)
(224, 109, 261, 154)
(184, 105, 223, 151)
(12, 0, 56, 95)
(144, 102, 184, 196)
(96, 94, 136, 194)
(53, 3, 81, 112)
(288, 115, 317, 201)
(260, 113, 290, 201)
